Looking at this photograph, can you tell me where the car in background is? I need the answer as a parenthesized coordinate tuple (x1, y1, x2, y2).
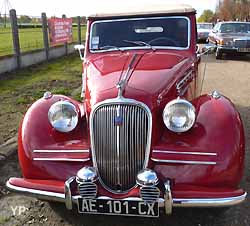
(197, 23, 213, 42)
(208, 21, 250, 59)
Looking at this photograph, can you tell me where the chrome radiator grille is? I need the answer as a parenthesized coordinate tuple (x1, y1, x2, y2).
(234, 39, 250, 48)
(90, 100, 151, 192)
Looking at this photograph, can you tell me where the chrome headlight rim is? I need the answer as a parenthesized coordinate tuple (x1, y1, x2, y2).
(163, 98, 196, 133)
(48, 100, 79, 133)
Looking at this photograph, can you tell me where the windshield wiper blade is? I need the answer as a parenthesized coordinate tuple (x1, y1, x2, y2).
(97, 45, 123, 52)
(122, 40, 155, 50)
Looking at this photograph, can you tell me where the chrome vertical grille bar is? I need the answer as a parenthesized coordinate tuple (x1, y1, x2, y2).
(116, 105, 121, 186)
(90, 98, 152, 193)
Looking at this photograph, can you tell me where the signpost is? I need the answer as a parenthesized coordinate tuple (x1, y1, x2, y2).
(48, 18, 73, 45)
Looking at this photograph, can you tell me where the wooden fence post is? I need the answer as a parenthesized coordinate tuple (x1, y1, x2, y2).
(77, 16, 81, 44)
(41, 13, 49, 61)
(9, 9, 21, 69)
(62, 14, 68, 56)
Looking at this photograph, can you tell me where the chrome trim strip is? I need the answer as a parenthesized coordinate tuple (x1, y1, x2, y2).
(176, 70, 193, 95)
(89, 16, 191, 53)
(6, 181, 247, 208)
(90, 97, 152, 194)
(151, 158, 216, 165)
(234, 38, 250, 41)
(173, 193, 247, 207)
(6, 181, 65, 203)
(33, 150, 90, 153)
(33, 158, 90, 162)
(153, 150, 217, 156)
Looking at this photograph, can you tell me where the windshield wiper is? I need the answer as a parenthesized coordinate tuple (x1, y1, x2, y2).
(97, 45, 124, 52)
(122, 40, 155, 50)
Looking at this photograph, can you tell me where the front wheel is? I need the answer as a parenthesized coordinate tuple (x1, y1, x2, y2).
(216, 48, 223, 59)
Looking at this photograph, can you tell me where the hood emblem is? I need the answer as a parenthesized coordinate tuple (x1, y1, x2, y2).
(116, 54, 138, 98)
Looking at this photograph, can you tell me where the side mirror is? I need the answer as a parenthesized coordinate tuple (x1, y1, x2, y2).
(74, 44, 85, 61)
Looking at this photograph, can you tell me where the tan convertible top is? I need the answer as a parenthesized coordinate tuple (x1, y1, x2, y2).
(87, 4, 196, 19)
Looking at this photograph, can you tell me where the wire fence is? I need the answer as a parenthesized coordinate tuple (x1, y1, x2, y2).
(0, 12, 86, 57)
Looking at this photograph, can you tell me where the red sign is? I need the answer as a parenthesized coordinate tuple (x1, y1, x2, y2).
(48, 18, 73, 45)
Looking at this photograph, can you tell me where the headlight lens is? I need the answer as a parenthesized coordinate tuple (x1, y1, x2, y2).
(163, 99, 195, 133)
(48, 101, 78, 132)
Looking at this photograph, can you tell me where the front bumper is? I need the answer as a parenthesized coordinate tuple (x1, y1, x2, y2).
(6, 178, 247, 215)
(217, 45, 250, 54)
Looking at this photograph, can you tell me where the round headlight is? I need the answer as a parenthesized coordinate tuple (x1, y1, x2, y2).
(48, 101, 78, 132)
(163, 99, 195, 133)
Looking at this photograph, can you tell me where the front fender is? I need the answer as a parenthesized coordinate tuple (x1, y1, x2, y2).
(152, 94, 245, 188)
(18, 95, 90, 181)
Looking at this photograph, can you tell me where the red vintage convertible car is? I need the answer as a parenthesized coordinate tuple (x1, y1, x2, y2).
(6, 4, 246, 217)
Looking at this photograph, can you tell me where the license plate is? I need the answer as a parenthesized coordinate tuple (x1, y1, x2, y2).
(77, 198, 159, 217)
(238, 48, 250, 52)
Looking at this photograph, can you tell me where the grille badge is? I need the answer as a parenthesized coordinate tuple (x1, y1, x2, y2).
(114, 115, 123, 126)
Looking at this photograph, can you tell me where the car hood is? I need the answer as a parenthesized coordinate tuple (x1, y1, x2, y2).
(85, 51, 192, 108)
(197, 29, 210, 33)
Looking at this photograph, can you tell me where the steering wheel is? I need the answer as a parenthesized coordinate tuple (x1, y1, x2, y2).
(148, 37, 180, 47)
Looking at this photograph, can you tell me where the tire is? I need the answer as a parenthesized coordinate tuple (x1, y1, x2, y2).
(216, 48, 223, 59)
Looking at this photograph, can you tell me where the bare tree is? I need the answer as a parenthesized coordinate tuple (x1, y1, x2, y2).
(217, 0, 250, 21)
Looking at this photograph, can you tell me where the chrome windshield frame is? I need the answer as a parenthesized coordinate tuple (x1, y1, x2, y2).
(89, 16, 191, 53)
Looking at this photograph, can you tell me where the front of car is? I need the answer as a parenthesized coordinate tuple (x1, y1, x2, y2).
(197, 23, 213, 42)
(6, 4, 246, 218)
(210, 22, 250, 59)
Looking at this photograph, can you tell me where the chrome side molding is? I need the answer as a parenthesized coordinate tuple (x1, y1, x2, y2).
(151, 158, 217, 165)
(32, 150, 90, 162)
(33, 150, 90, 153)
(33, 158, 90, 162)
(153, 150, 217, 156)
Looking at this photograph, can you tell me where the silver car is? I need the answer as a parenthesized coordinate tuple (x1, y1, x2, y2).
(208, 21, 250, 59)
(197, 23, 213, 43)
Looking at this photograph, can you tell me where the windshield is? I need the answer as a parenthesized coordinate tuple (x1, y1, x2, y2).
(197, 23, 213, 29)
(220, 23, 250, 33)
(90, 17, 190, 51)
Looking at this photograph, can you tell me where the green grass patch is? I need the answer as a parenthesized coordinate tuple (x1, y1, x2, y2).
(0, 53, 83, 142)
(0, 217, 10, 224)
(0, 26, 87, 56)
(0, 54, 82, 97)
(0, 27, 13, 55)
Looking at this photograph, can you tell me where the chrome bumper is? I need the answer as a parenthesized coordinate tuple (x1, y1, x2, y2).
(6, 180, 247, 214)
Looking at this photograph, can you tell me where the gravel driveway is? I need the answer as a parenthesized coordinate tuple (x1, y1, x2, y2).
(0, 53, 250, 226)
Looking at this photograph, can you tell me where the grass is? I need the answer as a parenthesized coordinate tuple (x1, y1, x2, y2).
(0, 216, 10, 224)
(0, 27, 13, 55)
(0, 26, 86, 56)
(0, 54, 83, 142)
(0, 54, 83, 103)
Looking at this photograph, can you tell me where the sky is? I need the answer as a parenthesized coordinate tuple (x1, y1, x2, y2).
(0, 0, 217, 17)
